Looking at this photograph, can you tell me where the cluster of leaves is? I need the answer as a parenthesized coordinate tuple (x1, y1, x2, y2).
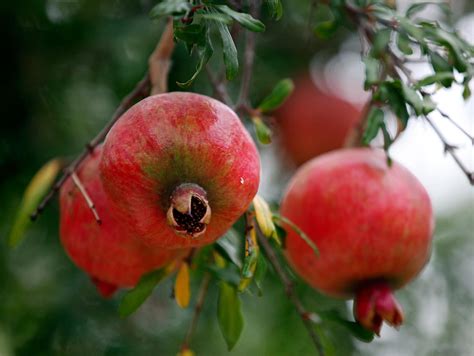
(314, 0, 474, 154)
(118, 195, 373, 352)
(150, 0, 282, 87)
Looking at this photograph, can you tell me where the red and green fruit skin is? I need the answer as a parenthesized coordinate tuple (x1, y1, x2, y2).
(281, 148, 434, 333)
(275, 76, 362, 166)
(60, 146, 183, 297)
(100, 92, 260, 249)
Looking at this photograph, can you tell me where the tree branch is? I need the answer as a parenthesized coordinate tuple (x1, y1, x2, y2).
(180, 272, 212, 352)
(256, 232, 325, 356)
(30, 21, 176, 221)
(71, 172, 101, 224)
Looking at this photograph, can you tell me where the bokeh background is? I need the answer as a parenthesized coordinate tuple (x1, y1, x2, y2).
(1, 0, 473, 355)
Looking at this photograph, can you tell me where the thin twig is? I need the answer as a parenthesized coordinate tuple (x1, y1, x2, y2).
(236, 0, 259, 110)
(425, 116, 474, 185)
(436, 108, 474, 144)
(180, 272, 212, 352)
(71, 172, 101, 224)
(256, 232, 325, 356)
(149, 18, 175, 95)
(31, 22, 176, 221)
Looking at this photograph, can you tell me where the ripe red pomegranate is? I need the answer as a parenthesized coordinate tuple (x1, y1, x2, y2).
(100, 92, 260, 249)
(60, 146, 184, 297)
(274, 75, 362, 166)
(281, 148, 434, 335)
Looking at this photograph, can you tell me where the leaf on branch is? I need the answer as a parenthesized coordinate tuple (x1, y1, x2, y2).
(319, 310, 375, 343)
(215, 5, 265, 32)
(258, 78, 295, 112)
(252, 117, 272, 145)
(119, 268, 168, 317)
(264, 0, 283, 21)
(215, 229, 243, 269)
(406, 2, 450, 19)
(150, 0, 191, 19)
(252, 195, 279, 243)
(380, 81, 410, 128)
(416, 72, 456, 88)
(197, 12, 232, 24)
(174, 262, 191, 309)
(396, 33, 413, 55)
(238, 223, 259, 292)
(9, 159, 62, 247)
(363, 56, 381, 90)
(217, 282, 244, 351)
(215, 21, 239, 80)
(177, 29, 214, 88)
(362, 107, 384, 145)
(371, 28, 392, 57)
(401, 82, 424, 116)
(273, 214, 318, 256)
(253, 253, 268, 295)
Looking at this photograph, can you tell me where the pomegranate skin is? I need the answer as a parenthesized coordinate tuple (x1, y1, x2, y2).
(100, 92, 260, 249)
(275, 76, 361, 166)
(281, 148, 434, 298)
(60, 147, 183, 295)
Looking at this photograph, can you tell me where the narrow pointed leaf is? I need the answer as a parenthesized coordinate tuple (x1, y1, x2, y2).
(216, 21, 238, 80)
(175, 263, 191, 308)
(258, 78, 294, 112)
(265, 0, 283, 20)
(217, 282, 244, 350)
(215, 5, 265, 32)
(252, 195, 278, 242)
(252, 117, 272, 145)
(362, 107, 384, 145)
(9, 159, 62, 247)
(119, 268, 167, 317)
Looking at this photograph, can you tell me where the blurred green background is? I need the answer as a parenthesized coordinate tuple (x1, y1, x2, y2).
(1, 1, 473, 355)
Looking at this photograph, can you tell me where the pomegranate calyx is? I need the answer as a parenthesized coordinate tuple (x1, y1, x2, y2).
(353, 281, 404, 336)
(167, 183, 211, 238)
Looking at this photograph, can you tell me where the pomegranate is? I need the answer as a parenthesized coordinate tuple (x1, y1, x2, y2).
(60, 146, 184, 297)
(274, 75, 362, 166)
(280, 148, 434, 335)
(100, 92, 260, 249)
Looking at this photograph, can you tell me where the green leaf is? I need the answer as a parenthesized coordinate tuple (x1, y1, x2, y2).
(9, 159, 62, 247)
(273, 214, 319, 256)
(119, 268, 167, 317)
(416, 72, 455, 88)
(197, 12, 232, 24)
(177, 30, 214, 88)
(252, 117, 272, 145)
(406, 2, 450, 19)
(215, 21, 238, 80)
(216, 229, 243, 269)
(363, 56, 381, 89)
(150, 0, 191, 19)
(463, 77, 472, 100)
(382, 81, 410, 127)
(319, 310, 375, 343)
(401, 82, 424, 115)
(174, 24, 206, 47)
(362, 107, 384, 145)
(215, 5, 265, 32)
(398, 17, 424, 44)
(258, 78, 295, 112)
(396, 33, 413, 55)
(217, 282, 244, 351)
(314, 20, 339, 40)
(265, 0, 283, 20)
(371, 28, 392, 57)
(422, 96, 437, 115)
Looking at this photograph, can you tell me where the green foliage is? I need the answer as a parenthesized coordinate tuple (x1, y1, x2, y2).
(9, 159, 62, 247)
(257, 78, 294, 113)
(252, 116, 272, 145)
(119, 268, 168, 317)
(217, 282, 244, 350)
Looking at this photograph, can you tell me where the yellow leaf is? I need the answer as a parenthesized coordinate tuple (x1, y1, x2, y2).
(174, 262, 191, 308)
(9, 159, 62, 247)
(252, 195, 279, 244)
(177, 348, 195, 356)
